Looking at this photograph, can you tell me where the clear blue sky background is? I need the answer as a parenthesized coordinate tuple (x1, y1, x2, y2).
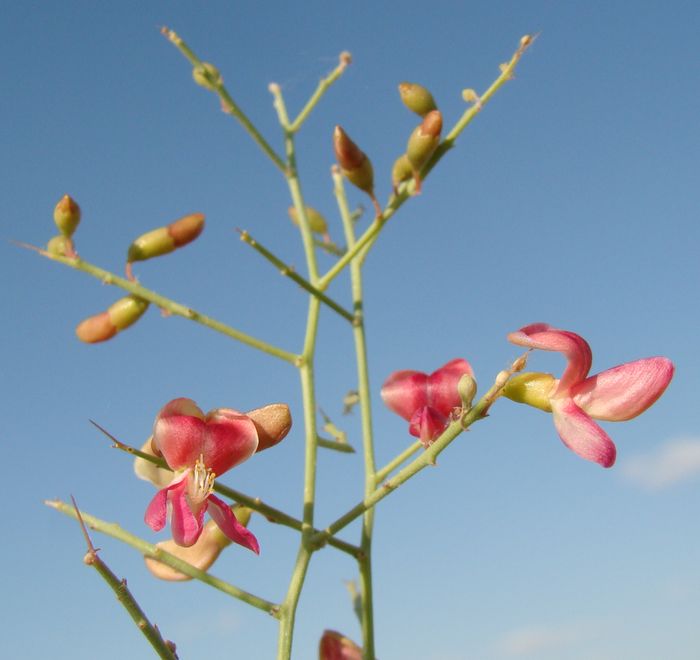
(3, 2, 699, 659)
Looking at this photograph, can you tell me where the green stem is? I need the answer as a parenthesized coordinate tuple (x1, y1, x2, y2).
(28, 246, 298, 364)
(72, 500, 178, 660)
(94, 422, 360, 557)
(375, 441, 423, 483)
(161, 27, 286, 172)
(318, 35, 533, 290)
(335, 169, 377, 658)
(289, 52, 352, 133)
(47, 499, 280, 616)
(238, 229, 354, 322)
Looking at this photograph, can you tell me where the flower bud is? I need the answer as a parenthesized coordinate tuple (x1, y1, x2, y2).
(75, 295, 149, 343)
(245, 403, 292, 452)
(288, 206, 329, 239)
(46, 235, 71, 257)
(319, 630, 362, 660)
(457, 373, 477, 410)
(391, 154, 413, 192)
(333, 126, 375, 197)
(53, 194, 81, 237)
(192, 62, 222, 90)
(398, 82, 437, 116)
(503, 372, 556, 412)
(406, 110, 442, 193)
(126, 213, 205, 270)
(145, 506, 252, 581)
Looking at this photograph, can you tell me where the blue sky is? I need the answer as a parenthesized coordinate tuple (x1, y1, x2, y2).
(3, 2, 699, 658)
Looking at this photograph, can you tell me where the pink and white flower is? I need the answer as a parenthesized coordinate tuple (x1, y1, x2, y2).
(506, 323, 674, 467)
(144, 398, 260, 551)
(381, 358, 474, 446)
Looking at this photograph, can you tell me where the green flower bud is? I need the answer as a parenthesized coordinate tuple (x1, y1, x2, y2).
(192, 62, 222, 90)
(127, 213, 205, 264)
(53, 194, 81, 237)
(75, 295, 149, 343)
(46, 235, 71, 257)
(398, 82, 437, 116)
(406, 110, 442, 170)
(391, 154, 413, 192)
(503, 372, 556, 412)
(288, 206, 329, 237)
(457, 373, 477, 410)
(333, 126, 375, 196)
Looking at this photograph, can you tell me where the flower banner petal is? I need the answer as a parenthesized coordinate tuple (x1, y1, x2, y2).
(381, 370, 428, 421)
(426, 358, 474, 416)
(203, 410, 259, 475)
(508, 324, 592, 394)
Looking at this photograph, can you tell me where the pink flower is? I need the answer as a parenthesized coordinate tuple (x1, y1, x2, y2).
(381, 358, 474, 446)
(319, 630, 362, 660)
(144, 398, 260, 551)
(506, 323, 674, 467)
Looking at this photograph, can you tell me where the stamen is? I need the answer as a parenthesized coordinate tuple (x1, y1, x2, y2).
(188, 454, 216, 505)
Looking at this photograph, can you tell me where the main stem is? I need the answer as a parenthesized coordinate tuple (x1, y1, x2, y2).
(336, 170, 377, 657)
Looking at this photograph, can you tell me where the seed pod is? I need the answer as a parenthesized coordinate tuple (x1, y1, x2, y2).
(503, 372, 556, 412)
(46, 235, 71, 257)
(75, 295, 149, 343)
(53, 194, 81, 237)
(126, 213, 205, 276)
(333, 126, 382, 216)
(192, 62, 222, 90)
(391, 154, 413, 193)
(247, 403, 293, 452)
(145, 506, 252, 581)
(406, 110, 442, 193)
(288, 206, 329, 239)
(398, 82, 437, 117)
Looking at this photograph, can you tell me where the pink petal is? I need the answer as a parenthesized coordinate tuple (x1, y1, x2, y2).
(152, 398, 206, 470)
(169, 478, 206, 547)
(426, 358, 474, 417)
(508, 324, 592, 394)
(144, 471, 189, 533)
(408, 406, 449, 447)
(551, 398, 616, 467)
(572, 357, 674, 421)
(207, 494, 260, 554)
(203, 409, 259, 475)
(381, 370, 428, 421)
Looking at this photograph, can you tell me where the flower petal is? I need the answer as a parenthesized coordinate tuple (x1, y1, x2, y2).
(169, 477, 205, 547)
(152, 398, 206, 470)
(426, 358, 474, 417)
(144, 471, 189, 532)
(571, 357, 674, 421)
(551, 398, 616, 467)
(508, 324, 592, 394)
(408, 405, 449, 447)
(203, 409, 259, 475)
(207, 494, 260, 554)
(381, 370, 428, 421)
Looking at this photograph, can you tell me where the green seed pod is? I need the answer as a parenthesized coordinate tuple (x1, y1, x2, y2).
(391, 154, 413, 191)
(398, 82, 437, 116)
(406, 110, 442, 170)
(288, 206, 329, 237)
(75, 295, 149, 343)
(46, 235, 71, 257)
(503, 372, 556, 412)
(127, 213, 205, 264)
(333, 126, 375, 196)
(53, 194, 81, 237)
(192, 62, 222, 90)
